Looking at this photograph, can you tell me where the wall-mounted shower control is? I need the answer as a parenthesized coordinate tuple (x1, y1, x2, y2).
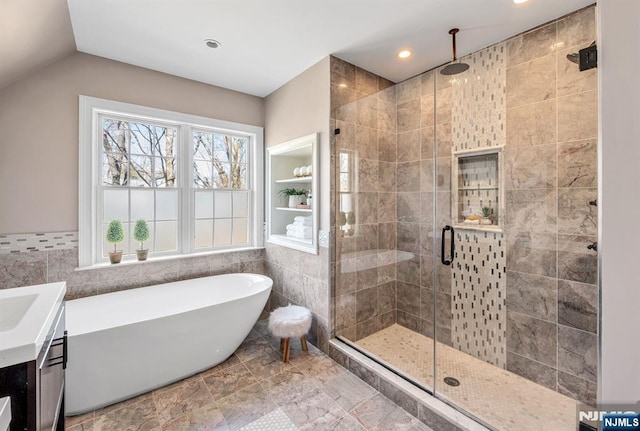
(579, 43, 597, 71)
(589, 199, 597, 207)
(587, 242, 598, 252)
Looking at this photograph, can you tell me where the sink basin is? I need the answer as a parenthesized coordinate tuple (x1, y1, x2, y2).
(0, 294, 38, 331)
(0, 282, 66, 368)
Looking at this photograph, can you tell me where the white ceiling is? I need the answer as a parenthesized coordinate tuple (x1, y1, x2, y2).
(15, 0, 594, 98)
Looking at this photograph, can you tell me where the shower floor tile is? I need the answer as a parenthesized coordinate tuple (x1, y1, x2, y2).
(65, 320, 434, 431)
(357, 324, 579, 431)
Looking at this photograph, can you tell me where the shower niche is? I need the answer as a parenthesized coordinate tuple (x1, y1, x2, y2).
(452, 147, 504, 230)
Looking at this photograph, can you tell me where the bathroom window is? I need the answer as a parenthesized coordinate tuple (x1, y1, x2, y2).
(79, 96, 263, 267)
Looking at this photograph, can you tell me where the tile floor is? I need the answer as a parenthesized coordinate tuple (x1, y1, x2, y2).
(357, 324, 579, 431)
(64, 319, 433, 431)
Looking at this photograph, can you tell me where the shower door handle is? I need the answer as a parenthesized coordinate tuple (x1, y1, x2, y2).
(441, 225, 455, 266)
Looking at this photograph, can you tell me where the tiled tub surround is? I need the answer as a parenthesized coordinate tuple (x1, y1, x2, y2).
(65, 319, 435, 431)
(330, 3, 599, 421)
(0, 238, 266, 301)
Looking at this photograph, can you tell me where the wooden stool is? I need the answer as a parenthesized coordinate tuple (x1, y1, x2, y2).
(268, 305, 312, 363)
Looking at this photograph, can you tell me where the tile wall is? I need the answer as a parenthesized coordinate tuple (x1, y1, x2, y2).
(503, 6, 598, 405)
(330, 5, 598, 406)
(0, 235, 266, 301)
(330, 57, 399, 341)
(264, 243, 331, 352)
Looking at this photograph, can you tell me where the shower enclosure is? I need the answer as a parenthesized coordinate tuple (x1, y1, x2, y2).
(332, 6, 598, 431)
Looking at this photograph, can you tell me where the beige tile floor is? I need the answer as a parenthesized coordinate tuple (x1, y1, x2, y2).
(357, 324, 579, 431)
(65, 319, 433, 431)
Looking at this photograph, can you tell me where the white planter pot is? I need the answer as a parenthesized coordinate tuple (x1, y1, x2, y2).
(288, 195, 305, 208)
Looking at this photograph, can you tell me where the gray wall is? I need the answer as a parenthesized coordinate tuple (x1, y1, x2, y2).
(599, 0, 640, 404)
(0, 51, 264, 235)
(263, 57, 332, 352)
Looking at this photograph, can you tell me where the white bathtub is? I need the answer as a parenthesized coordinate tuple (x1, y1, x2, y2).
(65, 273, 272, 415)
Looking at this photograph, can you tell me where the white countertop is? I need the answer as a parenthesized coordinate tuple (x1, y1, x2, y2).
(0, 282, 66, 368)
(0, 397, 10, 431)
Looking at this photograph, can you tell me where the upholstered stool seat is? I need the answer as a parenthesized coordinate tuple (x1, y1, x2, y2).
(268, 305, 312, 362)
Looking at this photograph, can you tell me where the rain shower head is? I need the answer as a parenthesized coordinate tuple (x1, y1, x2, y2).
(440, 28, 470, 76)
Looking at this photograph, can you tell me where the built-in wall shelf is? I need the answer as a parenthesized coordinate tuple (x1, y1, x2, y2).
(275, 177, 312, 184)
(266, 133, 319, 255)
(275, 207, 312, 213)
(452, 146, 504, 230)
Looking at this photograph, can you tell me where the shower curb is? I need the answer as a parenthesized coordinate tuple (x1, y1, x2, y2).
(329, 339, 492, 431)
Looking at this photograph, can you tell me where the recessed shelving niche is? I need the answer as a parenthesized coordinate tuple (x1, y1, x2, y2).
(452, 147, 504, 231)
(266, 133, 319, 254)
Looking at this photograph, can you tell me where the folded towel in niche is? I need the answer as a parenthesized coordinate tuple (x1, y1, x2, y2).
(292, 220, 312, 227)
(286, 230, 312, 239)
(286, 224, 312, 237)
(294, 216, 312, 223)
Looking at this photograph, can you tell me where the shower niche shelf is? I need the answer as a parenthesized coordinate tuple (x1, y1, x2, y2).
(266, 133, 319, 254)
(452, 147, 504, 231)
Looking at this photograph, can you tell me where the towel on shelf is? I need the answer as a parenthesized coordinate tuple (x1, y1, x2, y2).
(294, 216, 312, 223)
(292, 220, 312, 227)
(286, 224, 312, 238)
(286, 230, 312, 239)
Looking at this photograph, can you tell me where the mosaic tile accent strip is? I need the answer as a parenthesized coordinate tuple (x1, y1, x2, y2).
(452, 43, 506, 152)
(239, 408, 297, 431)
(452, 229, 507, 368)
(0, 231, 78, 253)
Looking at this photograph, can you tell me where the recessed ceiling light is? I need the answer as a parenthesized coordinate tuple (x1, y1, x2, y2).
(513, 0, 528, 4)
(204, 39, 221, 49)
(398, 50, 412, 59)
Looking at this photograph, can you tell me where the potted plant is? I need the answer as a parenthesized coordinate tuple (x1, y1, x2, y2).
(481, 206, 494, 225)
(133, 219, 150, 261)
(278, 188, 308, 208)
(106, 219, 125, 264)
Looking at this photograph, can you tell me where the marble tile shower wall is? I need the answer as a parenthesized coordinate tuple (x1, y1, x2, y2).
(503, 6, 598, 406)
(330, 57, 399, 341)
(0, 240, 266, 301)
(264, 243, 331, 352)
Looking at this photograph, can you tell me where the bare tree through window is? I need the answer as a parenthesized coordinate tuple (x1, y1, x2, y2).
(193, 131, 247, 189)
(102, 119, 177, 187)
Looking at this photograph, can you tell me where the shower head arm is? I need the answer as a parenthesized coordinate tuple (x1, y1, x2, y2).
(449, 28, 460, 61)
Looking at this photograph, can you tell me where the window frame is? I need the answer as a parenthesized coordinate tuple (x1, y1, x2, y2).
(79, 95, 264, 268)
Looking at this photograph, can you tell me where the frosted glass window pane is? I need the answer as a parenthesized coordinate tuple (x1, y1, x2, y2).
(130, 221, 154, 250)
(103, 189, 129, 222)
(130, 190, 154, 221)
(213, 219, 231, 246)
(102, 222, 130, 257)
(195, 191, 214, 219)
(214, 191, 232, 218)
(233, 191, 248, 217)
(232, 218, 248, 245)
(194, 220, 213, 249)
(156, 190, 178, 220)
(155, 221, 177, 252)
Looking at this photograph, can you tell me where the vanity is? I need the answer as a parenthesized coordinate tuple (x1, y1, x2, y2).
(0, 282, 67, 431)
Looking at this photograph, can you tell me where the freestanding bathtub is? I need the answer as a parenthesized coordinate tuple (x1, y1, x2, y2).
(65, 273, 272, 415)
